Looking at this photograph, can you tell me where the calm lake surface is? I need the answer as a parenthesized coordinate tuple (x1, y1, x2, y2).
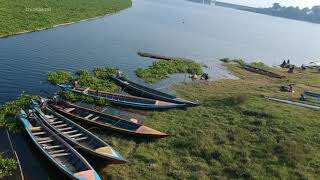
(1, 0, 320, 104)
(1, 0, 320, 179)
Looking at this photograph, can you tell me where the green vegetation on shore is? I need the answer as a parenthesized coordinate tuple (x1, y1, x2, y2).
(2, 60, 320, 179)
(0, 95, 33, 179)
(136, 60, 203, 83)
(0, 0, 132, 36)
(103, 60, 320, 179)
(0, 154, 17, 179)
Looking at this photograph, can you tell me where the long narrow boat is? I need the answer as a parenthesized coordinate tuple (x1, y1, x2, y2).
(31, 100, 126, 164)
(305, 91, 320, 98)
(112, 76, 198, 106)
(57, 84, 186, 110)
(242, 65, 285, 79)
(18, 110, 101, 180)
(47, 99, 169, 138)
(267, 97, 320, 110)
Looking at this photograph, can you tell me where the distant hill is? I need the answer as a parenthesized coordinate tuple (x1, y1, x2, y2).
(215, 1, 320, 24)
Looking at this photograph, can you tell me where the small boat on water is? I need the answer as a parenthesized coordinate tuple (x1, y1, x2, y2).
(305, 91, 320, 98)
(112, 76, 198, 106)
(47, 99, 169, 138)
(57, 84, 185, 110)
(18, 110, 101, 180)
(242, 65, 285, 79)
(31, 100, 126, 164)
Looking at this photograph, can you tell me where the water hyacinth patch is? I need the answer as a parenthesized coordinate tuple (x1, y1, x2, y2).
(136, 60, 204, 83)
(48, 70, 75, 85)
(0, 154, 17, 179)
(0, 95, 35, 131)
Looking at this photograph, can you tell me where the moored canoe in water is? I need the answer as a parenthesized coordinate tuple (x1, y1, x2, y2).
(18, 110, 101, 180)
(112, 76, 198, 106)
(47, 99, 169, 138)
(31, 100, 126, 164)
(57, 84, 186, 110)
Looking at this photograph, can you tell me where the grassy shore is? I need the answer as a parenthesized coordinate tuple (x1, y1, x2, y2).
(102, 61, 320, 179)
(0, 0, 132, 37)
(1, 61, 320, 179)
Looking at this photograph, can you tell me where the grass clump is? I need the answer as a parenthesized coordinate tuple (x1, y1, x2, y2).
(0, 154, 17, 179)
(103, 61, 320, 179)
(0, 95, 35, 131)
(0, 0, 132, 36)
(48, 70, 75, 85)
(136, 60, 203, 83)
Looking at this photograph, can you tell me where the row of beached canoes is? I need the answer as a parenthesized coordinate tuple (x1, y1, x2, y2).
(18, 76, 198, 179)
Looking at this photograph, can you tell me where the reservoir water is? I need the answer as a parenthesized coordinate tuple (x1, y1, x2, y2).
(1, 0, 320, 104)
(1, 0, 320, 178)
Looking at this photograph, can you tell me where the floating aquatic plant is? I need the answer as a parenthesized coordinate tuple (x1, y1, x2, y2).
(136, 60, 203, 83)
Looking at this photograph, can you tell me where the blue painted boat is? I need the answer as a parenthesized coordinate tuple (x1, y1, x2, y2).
(31, 100, 126, 164)
(112, 76, 198, 106)
(305, 91, 320, 98)
(57, 84, 185, 110)
(18, 110, 101, 180)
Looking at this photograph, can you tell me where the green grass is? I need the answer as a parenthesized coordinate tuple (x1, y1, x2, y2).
(101, 62, 320, 179)
(136, 60, 204, 83)
(0, 154, 17, 179)
(2, 61, 320, 179)
(0, 0, 132, 36)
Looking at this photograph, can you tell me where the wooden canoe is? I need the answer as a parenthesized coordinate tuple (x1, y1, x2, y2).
(112, 76, 198, 106)
(31, 100, 126, 164)
(242, 65, 285, 79)
(18, 110, 101, 180)
(47, 99, 169, 138)
(305, 91, 320, 98)
(58, 84, 186, 110)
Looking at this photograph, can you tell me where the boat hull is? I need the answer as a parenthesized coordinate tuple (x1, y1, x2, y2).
(32, 104, 126, 164)
(305, 91, 320, 98)
(18, 111, 101, 180)
(48, 102, 169, 138)
(112, 77, 198, 106)
(58, 84, 185, 110)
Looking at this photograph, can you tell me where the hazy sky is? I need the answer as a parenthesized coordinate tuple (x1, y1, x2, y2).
(219, 0, 320, 8)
